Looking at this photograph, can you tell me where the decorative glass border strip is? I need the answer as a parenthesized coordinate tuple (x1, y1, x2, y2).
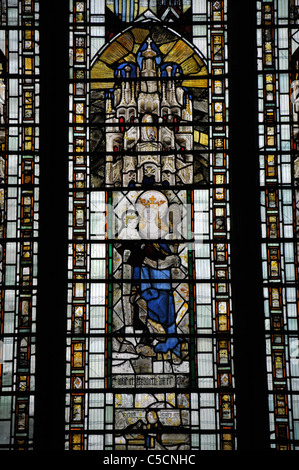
(0, 0, 39, 451)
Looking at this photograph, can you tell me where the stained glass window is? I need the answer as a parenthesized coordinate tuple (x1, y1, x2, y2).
(4, 0, 299, 455)
(64, 0, 237, 452)
(256, 0, 299, 450)
(0, 0, 39, 450)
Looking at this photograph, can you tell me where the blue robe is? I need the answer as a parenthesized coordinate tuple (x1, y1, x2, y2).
(133, 243, 180, 354)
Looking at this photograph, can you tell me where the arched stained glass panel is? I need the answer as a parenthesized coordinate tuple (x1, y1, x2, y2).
(65, 0, 236, 451)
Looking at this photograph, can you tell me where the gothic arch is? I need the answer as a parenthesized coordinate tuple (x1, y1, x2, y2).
(89, 20, 209, 188)
(90, 20, 208, 89)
